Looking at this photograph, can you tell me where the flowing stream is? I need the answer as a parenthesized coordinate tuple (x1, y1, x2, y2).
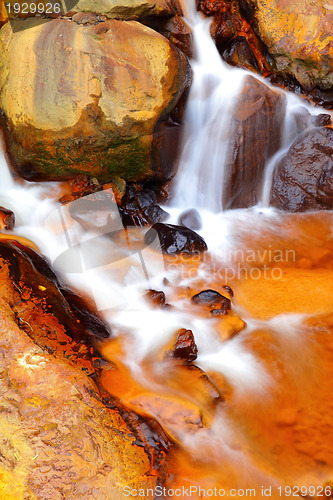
(1, 0, 333, 496)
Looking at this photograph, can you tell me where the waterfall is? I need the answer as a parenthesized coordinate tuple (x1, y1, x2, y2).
(173, 1, 327, 212)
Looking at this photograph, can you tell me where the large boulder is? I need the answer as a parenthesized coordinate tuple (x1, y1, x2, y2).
(0, 240, 171, 498)
(238, 0, 333, 96)
(0, 17, 191, 182)
(223, 75, 286, 208)
(271, 126, 333, 211)
(68, 0, 182, 18)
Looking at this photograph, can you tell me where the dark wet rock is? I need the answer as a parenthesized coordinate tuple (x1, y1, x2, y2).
(178, 208, 202, 230)
(144, 289, 166, 308)
(221, 36, 260, 73)
(271, 127, 333, 211)
(223, 76, 286, 209)
(0, 241, 111, 346)
(192, 289, 231, 310)
(135, 189, 157, 210)
(172, 328, 198, 362)
(145, 223, 208, 255)
(142, 205, 169, 224)
(0, 206, 15, 230)
(313, 114, 332, 127)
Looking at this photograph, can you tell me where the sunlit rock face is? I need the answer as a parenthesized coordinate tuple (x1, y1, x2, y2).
(0, 16, 191, 182)
(0, 241, 172, 499)
(238, 0, 333, 91)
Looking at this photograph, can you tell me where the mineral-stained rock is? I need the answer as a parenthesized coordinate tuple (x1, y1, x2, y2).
(67, 0, 182, 19)
(172, 328, 198, 362)
(0, 241, 172, 498)
(191, 289, 230, 307)
(146, 14, 193, 58)
(237, 0, 333, 99)
(145, 223, 208, 255)
(0, 17, 191, 182)
(271, 127, 333, 211)
(223, 75, 286, 208)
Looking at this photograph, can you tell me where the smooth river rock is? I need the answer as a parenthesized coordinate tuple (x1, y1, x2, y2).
(271, 127, 333, 211)
(0, 17, 191, 182)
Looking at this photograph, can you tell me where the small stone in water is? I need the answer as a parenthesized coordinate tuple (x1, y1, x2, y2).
(144, 289, 166, 308)
(145, 223, 208, 255)
(172, 328, 198, 362)
(191, 289, 231, 309)
(0, 207, 15, 230)
(178, 209, 202, 230)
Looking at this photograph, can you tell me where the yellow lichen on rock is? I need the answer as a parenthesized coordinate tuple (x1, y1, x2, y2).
(246, 0, 333, 89)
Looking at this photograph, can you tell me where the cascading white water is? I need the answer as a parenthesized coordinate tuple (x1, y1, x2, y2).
(173, 1, 327, 213)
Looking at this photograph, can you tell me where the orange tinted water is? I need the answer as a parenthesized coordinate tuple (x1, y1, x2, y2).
(101, 212, 333, 498)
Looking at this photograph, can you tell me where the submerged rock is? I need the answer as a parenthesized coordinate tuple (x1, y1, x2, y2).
(271, 127, 333, 211)
(145, 223, 208, 255)
(178, 208, 202, 230)
(223, 75, 286, 208)
(0, 17, 190, 182)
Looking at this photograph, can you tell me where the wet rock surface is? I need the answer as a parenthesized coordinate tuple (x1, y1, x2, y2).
(145, 223, 208, 255)
(119, 186, 169, 227)
(0, 206, 15, 230)
(191, 289, 230, 307)
(224, 76, 286, 208)
(0, 241, 173, 498)
(172, 328, 198, 362)
(271, 127, 333, 211)
(198, 0, 333, 107)
(0, 17, 190, 183)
